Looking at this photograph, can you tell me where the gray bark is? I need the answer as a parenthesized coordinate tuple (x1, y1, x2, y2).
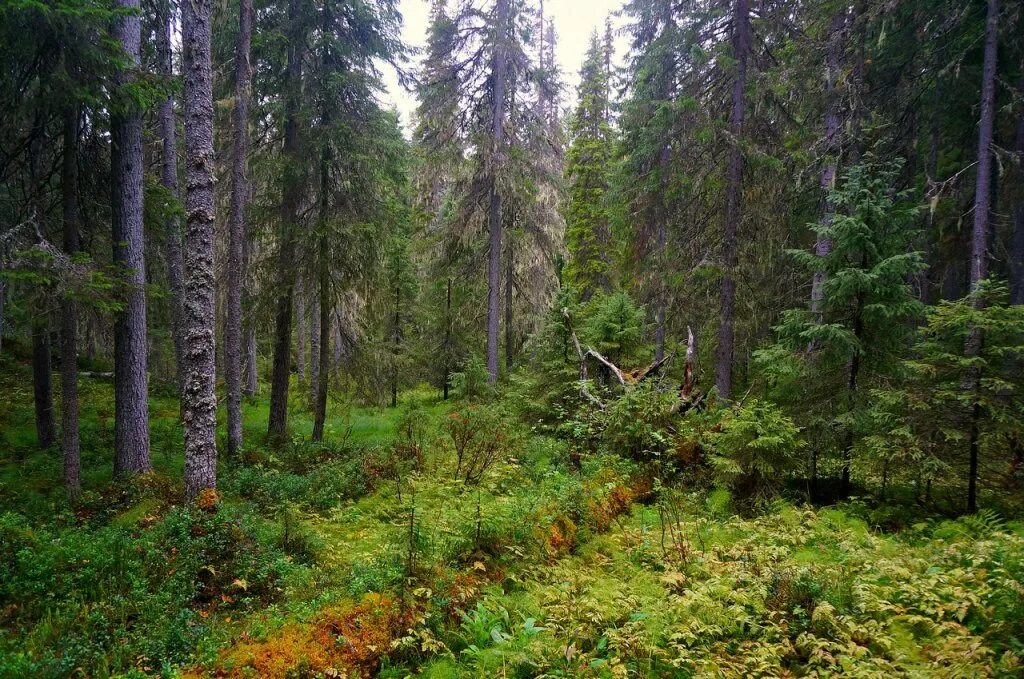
(157, 0, 186, 397)
(268, 0, 304, 442)
(62, 109, 81, 497)
(225, 0, 252, 457)
(112, 0, 151, 475)
(244, 327, 257, 395)
(714, 0, 749, 400)
(181, 0, 218, 499)
(486, 0, 509, 384)
(504, 237, 513, 371)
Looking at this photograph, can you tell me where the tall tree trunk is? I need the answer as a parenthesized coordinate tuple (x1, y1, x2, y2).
(181, 0, 218, 500)
(312, 269, 330, 441)
(267, 0, 303, 442)
(225, 0, 252, 457)
(1011, 74, 1024, 305)
(809, 11, 845, 332)
(296, 279, 306, 384)
(486, 0, 509, 384)
(310, 296, 320, 405)
(714, 0, 749, 400)
(111, 0, 151, 475)
(964, 0, 999, 514)
(157, 0, 186, 397)
(61, 109, 81, 497)
(32, 321, 55, 449)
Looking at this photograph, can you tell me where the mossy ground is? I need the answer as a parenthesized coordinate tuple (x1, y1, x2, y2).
(0, 360, 1021, 677)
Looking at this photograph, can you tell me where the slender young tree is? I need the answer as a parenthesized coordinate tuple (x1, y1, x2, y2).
(963, 0, 1000, 513)
(225, 0, 252, 457)
(180, 0, 217, 499)
(61, 108, 81, 496)
(267, 0, 304, 442)
(111, 0, 150, 475)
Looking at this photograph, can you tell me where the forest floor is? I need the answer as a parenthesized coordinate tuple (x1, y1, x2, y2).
(1, 360, 1023, 678)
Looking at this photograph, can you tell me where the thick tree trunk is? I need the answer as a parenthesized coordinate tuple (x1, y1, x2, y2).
(32, 321, 55, 449)
(267, 0, 303, 442)
(486, 0, 509, 384)
(181, 0, 218, 500)
(714, 0, 749, 400)
(225, 0, 252, 457)
(809, 11, 844, 329)
(964, 0, 999, 514)
(61, 109, 81, 497)
(111, 0, 151, 475)
(157, 0, 186, 397)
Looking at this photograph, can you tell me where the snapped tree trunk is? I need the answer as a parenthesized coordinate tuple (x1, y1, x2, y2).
(157, 0, 186, 398)
(267, 0, 303, 442)
(486, 0, 509, 385)
(61, 108, 81, 497)
(181, 0, 218, 500)
(964, 0, 999, 514)
(714, 0, 749, 400)
(111, 0, 151, 475)
(225, 0, 252, 457)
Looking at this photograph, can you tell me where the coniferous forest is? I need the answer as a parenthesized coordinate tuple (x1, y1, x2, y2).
(3, 0, 1024, 675)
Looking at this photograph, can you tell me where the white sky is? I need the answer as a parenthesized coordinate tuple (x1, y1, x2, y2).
(379, 0, 629, 135)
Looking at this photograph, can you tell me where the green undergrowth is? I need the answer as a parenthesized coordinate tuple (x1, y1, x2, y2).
(401, 500, 1024, 678)
(1, 364, 1022, 677)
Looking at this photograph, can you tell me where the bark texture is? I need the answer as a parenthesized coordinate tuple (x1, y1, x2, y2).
(157, 0, 186, 397)
(310, 295, 320, 404)
(181, 0, 218, 499)
(486, 0, 509, 384)
(225, 0, 252, 457)
(267, 0, 304, 442)
(61, 109, 81, 496)
(111, 0, 151, 475)
(714, 0, 749, 400)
